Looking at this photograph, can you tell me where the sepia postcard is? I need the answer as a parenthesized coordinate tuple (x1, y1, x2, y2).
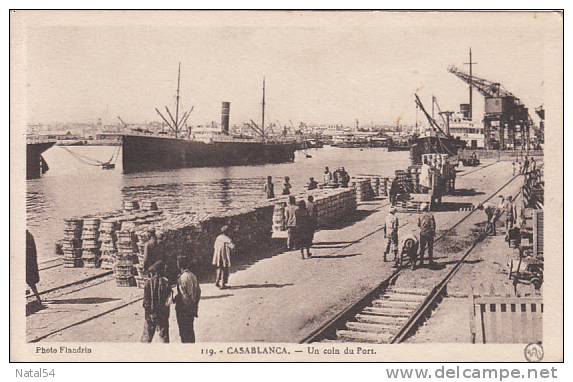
(10, 10, 563, 362)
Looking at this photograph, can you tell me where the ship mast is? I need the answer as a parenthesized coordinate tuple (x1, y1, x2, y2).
(175, 62, 181, 138)
(261, 77, 266, 141)
(155, 62, 194, 139)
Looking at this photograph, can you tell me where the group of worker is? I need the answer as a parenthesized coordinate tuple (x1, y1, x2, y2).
(383, 203, 436, 270)
(322, 166, 351, 188)
(478, 194, 525, 242)
(263, 166, 351, 200)
(512, 156, 537, 177)
(283, 195, 318, 259)
(139, 222, 247, 343)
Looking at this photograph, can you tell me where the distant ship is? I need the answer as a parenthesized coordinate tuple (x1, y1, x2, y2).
(26, 137, 55, 179)
(108, 65, 301, 174)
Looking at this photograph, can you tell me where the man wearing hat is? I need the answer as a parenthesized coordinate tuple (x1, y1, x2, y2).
(417, 203, 436, 266)
(212, 225, 235, 289)
(174, 256, 201, 343)
(142, 227, 163, 276)
(383, 206, 399, 264)
(141, 261, 172, 343)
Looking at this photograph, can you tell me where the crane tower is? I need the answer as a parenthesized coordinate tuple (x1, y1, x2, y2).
(448, 63, 533, 150)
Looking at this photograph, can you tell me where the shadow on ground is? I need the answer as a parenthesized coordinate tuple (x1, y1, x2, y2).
(452, 188, 485, 197)
(47, 297, 121, 305)
(309, 253, 361, 259)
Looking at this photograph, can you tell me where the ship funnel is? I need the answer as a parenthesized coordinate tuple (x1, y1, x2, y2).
(221, 102, 230, 135)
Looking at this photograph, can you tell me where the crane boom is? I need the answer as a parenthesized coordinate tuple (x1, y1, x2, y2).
(414, 94, 449, 137)
(447, 66, 514, 98)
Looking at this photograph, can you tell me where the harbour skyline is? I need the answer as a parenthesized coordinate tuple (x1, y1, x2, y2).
(18, 11, 552, 126)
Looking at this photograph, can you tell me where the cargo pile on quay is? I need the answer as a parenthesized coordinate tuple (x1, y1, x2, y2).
(57, 185, 363, 287)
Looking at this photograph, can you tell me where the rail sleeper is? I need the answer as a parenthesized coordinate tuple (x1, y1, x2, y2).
(345, 321, 398, 333)
(336, 330, 393, 343)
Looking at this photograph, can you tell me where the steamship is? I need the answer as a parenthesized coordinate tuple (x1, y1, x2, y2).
(108, 67, 301, 174)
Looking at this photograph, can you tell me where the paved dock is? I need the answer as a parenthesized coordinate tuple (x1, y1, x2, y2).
(27, 160, 518, 343)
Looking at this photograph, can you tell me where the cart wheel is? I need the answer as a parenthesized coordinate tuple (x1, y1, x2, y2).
(531, 277, 542, 290)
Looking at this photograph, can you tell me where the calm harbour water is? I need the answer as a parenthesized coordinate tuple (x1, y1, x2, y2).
(26, 145, 410, 261)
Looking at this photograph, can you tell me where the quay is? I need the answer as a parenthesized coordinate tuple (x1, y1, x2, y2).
(26, 159, 535, 346)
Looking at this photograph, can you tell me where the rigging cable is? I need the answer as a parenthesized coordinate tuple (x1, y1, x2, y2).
(58, 144, 121, 167)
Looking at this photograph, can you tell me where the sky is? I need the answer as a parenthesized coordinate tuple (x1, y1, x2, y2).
(14, 11, 562, 126)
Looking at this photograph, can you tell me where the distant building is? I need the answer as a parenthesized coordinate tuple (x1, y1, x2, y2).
(447, 105, 485, 149)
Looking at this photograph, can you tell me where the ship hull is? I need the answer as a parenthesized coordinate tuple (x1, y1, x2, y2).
(121, 135, 300, 173)
(27, 141, 55, 180)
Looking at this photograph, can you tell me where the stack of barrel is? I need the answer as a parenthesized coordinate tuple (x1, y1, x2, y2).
(115, 229, 136, 287)
(62, 218, 83, 267)
(271, 202, 287, 237)
(81, 218, 101, 268)
(124, 200, 140, 212)
(380, 178, 390, 197)
(99, 218, 118, 270)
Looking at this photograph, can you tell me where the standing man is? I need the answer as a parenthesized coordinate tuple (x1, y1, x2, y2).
(339, 167, 350, 188)
(389, 178, 400, 206)
(174, 256, 201, 343)
(383, 207, 399, 264)
(26, 230, 42, 306)
(212, 226, 235, 289)
(306, 195, 318, 255)
(284, 196, 299, 250)
(530, 158, 537, 173)
(420, 158, 432, 193)
(523, 156, 530, 174)
(323, 166, 333, 185)
(282, 176, 292, 195)
(141, 262, 172, 343)
(296, 200, 312, 259)
(264, 176, 275, 199)
(417, 203, 436, 267)
(503, 195, 517, 241)
(143, 227, 163, 275)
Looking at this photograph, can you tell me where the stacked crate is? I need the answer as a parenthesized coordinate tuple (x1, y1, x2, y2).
(62, 218, 83, 268)
(352, 178, 374, 203)
(81, 218, 101, 268)
(408, 166, 421, 194)
(61, 189, 358, 287)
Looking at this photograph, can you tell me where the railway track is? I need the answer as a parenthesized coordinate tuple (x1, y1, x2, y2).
(301, 171, 521, 344)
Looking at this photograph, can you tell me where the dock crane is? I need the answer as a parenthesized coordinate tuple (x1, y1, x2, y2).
(448, 65, 533, 150)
